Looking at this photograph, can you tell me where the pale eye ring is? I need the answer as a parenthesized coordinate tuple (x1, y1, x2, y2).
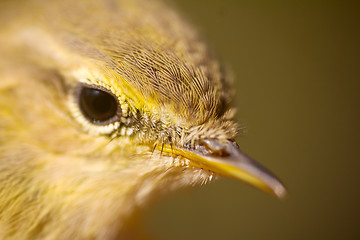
(77, 84, 121, 125)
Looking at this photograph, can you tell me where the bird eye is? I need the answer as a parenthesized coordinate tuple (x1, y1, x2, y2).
(78, 85, 120, 125)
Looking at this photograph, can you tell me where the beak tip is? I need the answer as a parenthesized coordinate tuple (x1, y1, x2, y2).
(272, 183, 287, 199)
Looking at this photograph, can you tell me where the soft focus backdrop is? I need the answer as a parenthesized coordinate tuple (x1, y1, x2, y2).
(144, 1, 360, 239)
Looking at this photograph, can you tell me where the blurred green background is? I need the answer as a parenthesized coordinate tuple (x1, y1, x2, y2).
(144, 0, 360, 239)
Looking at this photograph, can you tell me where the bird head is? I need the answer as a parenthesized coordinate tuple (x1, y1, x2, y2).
(0, 0, 286, 239)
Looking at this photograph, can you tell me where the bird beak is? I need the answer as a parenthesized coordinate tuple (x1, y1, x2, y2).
(159, 139, 286, 198)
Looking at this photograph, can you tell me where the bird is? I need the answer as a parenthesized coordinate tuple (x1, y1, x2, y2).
(0, 0, 286, 239)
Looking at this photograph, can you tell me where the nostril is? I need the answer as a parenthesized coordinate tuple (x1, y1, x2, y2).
(199, 139, 231, 157)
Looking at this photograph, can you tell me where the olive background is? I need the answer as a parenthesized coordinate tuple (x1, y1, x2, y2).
(144, 0, 360, 240)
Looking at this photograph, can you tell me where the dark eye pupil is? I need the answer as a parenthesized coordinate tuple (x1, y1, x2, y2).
(79, 86, 119, 124)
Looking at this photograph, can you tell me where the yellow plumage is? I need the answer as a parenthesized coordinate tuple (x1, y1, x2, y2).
(0, 0, 285, 239)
